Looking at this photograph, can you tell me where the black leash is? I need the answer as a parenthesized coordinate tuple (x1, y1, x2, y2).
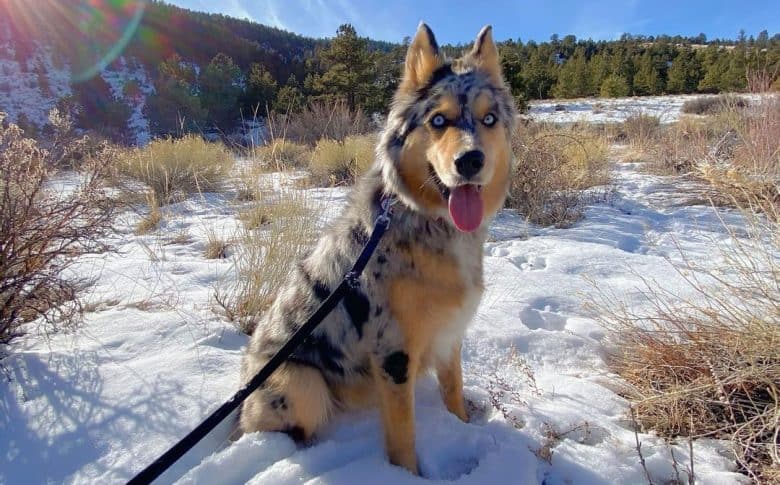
(128, 196, 397, 485)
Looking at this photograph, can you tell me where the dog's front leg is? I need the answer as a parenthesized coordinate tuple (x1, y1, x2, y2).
(373, 351, 419, 475)
(436, 343, 468, 422)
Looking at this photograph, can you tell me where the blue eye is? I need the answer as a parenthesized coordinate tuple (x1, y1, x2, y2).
(431, 114, 446, 128)
(483, 113, 497, 127)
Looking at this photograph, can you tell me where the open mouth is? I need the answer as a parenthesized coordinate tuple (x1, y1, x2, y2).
(428, 164, 484, 233)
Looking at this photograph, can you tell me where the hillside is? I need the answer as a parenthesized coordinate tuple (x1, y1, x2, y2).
(0, 1, 777, 145)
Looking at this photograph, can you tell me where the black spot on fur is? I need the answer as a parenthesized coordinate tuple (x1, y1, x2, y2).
(374, 306, 383, 317)
(373, 271, 382, 280)
(312, 280, 330, 301)
(300, 265, 331, 301)
(291, 333, 345, 376)
(343, 287, 370, 338)
(350, 224, 368, 246)
(377, 254, 387, 265)
(270, 396, 288, 411)
(382, 351, 409, 384)
(416, 64, 454, 100)
(284, 426, 306, 442)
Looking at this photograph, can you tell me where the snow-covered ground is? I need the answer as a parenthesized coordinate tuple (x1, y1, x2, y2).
(528, 93, 761, 124)
(1, 157, 748, 484)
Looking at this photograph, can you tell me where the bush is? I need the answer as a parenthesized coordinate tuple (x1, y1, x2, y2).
(118, 135, 234, 202)
(215, 189, 317, 334)
(507, 123, 610, 227)
(253, 138, 310, 171)
(681, 95, 748, 115)
(266, 99, 373, 146)
(695, 97, 779, 211)
(593, 197, 780, 482)
(648, 117, 716, 174)
(0, 114, 115, 343)
(308, 134, 376, 186)
(621, 113, 661, 152)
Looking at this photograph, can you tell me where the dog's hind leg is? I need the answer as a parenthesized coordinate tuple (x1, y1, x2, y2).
(239, 361, 332, 442)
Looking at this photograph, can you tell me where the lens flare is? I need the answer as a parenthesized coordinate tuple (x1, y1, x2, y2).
(0, 0, 147, 82)
(72, 0, 147, 82)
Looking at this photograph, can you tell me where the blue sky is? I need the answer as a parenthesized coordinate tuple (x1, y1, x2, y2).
(169, 0, 777, 44)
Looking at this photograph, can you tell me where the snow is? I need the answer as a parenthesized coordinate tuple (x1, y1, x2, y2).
(528, 93, 763, 124)
(1, 155, 749, 484)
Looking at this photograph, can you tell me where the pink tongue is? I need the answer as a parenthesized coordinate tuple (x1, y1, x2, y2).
(448, 185, 483, 233)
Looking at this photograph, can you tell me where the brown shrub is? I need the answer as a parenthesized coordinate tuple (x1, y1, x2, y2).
(592, 198, 780, 482)
(0, 113, 116, 343)
(266, 100, 374, 146)
(118, 135, 234, 203)
(681, 95, 749, 115)
(508, 123, 611, 227)
(253, 138, 310, 171)
(308, 134, 376, 187)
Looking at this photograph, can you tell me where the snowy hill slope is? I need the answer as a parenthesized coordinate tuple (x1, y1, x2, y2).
(0, 38, 153, 144)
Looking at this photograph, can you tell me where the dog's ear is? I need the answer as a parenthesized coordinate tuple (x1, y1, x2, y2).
(400, 22, 444, 93)
(470, 25, 502, 83)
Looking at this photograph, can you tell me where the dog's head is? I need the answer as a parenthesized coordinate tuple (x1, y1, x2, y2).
(380, 23, 516, 233)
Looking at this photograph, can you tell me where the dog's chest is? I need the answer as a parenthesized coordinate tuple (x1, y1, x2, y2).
(385, 233, 484, 358)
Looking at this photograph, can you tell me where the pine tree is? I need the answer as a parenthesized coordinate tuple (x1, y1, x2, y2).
(315, 24, 376, 110)
(698, 48, 729, 93)
(522, 48, 557, 99)
(146, 55, 206, 136)
(552, 47, 589, 98)
(243, 63, 278, 116)
(600, 73, 630, 97)
(633, 52, 661, 95)
(667, 48, 702, 94)
(273, 75, 304, 113)
(588, 52, 610, 97)
(200, 53, 242, 129)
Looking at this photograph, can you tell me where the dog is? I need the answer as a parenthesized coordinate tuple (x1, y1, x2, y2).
(239, 23, 516, 475)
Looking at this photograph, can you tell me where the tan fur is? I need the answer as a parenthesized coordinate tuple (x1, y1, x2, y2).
(239, 362, 332, 440)
(400, 24, 444, 94)
(436, 343, 468, 421)
(398, 130, 446, 213)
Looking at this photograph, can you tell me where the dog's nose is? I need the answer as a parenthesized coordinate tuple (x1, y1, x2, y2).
(454, 150, 484, 179)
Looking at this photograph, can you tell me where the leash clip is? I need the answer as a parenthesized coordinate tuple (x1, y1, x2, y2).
(377, 196, 397, 230)
(345, 271, 361, 289)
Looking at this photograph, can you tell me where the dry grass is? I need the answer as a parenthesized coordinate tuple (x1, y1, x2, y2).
(698, 97, 779, 214)
(118, 135, 234, 203)
(238, 195, 311, 230)
(266, 100, 374, 146)
(203, 231, 230, 259)
(253, 138, 310, 171)
(592, 198, 780, 482)
(215, 189, 318, 334)
(645, 117, 718, 175)
(0, 113, 116, 343)
(507, 122, 611, 227)
(308, 134, 376, 187)
(134, 192, 162, 235)
(621, 113, 662, 153)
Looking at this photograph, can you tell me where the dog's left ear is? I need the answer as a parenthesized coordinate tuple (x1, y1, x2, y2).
(470, 25, 503, 84)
